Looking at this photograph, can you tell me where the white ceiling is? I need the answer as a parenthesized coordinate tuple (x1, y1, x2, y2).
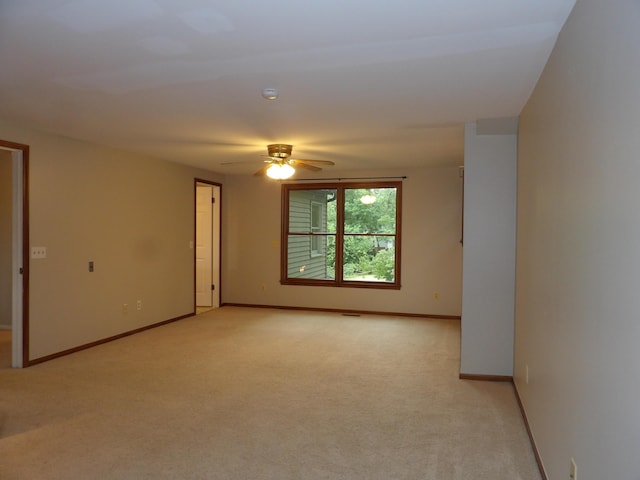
(0, 0, 575, 175)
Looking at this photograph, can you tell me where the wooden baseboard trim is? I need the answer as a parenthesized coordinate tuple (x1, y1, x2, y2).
(26, 312, 194, 367)
(459, 373, 513, 382)
(221, 303, 461, 320)
(512, 383, 548, 480)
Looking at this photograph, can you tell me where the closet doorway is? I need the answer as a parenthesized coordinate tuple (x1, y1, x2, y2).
(0, 139, 28, 368)
(195, 180, 221, 312)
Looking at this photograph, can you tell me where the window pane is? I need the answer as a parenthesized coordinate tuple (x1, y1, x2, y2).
(343, 235, 395, 283)
(344, 188, 396, 234)
(325, 236, 336, 279)
(287, 235, 335, 280)
(289, 189, 337, 233)
(282, 182, 400, 289)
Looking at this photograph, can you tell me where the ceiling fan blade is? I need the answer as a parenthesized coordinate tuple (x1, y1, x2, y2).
(254, 164, 270, 176)
(293, 161, 322, 172)
(220, 160, 262, 166)
(291, 158, 335, 166)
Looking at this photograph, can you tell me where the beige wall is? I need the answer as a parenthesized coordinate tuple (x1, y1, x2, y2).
(0, 150, 12, 328)
(1, 115, 463, 360)
(515, 0, 640, 478)
(0, 119, 223, 360)
(222, 166, 463, 316)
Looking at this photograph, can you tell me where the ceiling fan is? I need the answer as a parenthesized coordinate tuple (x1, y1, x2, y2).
(222, 144, 335, 179)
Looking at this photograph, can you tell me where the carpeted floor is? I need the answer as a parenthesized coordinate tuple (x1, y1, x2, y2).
(0, 307, 540, 479)
(196, 306, 216, 315)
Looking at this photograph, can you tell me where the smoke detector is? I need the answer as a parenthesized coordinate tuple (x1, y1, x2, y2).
(261, 88, 278, 100)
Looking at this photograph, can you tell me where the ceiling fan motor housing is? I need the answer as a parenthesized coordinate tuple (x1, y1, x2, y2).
(267, 144, 293, 159)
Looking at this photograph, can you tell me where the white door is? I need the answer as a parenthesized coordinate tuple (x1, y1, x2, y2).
(195, 185, 213, 306)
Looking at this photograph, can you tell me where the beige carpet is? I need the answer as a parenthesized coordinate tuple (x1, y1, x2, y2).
(0, 307, 540, 479)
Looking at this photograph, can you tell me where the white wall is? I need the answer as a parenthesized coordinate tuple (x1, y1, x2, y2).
(0, 119, 223, 360)
(461, 123, 517, 376)
(222, 166, 463, 317)
(515, 0, 640, 478)
(0, 150, 12, 328)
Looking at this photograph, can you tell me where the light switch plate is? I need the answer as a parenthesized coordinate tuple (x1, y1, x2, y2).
(31, 246, 47, 259)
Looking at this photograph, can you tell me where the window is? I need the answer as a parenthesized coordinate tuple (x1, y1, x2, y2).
(281, 182, 401, 289)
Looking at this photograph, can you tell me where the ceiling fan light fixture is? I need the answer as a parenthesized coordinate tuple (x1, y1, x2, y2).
(266, 162, 295, 179)
(254, 144, 331, 178)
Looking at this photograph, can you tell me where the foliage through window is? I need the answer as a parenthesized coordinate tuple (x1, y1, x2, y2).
(281, 182, 401, 289)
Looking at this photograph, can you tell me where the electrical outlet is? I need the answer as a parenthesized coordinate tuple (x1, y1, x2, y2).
(122, 304, 129, 314)
(570, 458, 577, 480)
(433, 292, 439, 300)
(136, 300, 142, 311)
(525, 364, 529, 384)
(31, 246, 47, 259)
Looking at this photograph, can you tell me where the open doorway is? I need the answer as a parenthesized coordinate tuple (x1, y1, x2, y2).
(0, 149, 12, 366)
(195, 180, 221, 314)
(0, 139, 29, 368)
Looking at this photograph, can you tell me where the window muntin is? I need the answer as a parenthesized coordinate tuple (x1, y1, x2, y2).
(281, 182, 401, 289)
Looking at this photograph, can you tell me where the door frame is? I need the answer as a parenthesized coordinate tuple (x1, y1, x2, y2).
(1, 139, 29, 368)
(194, 179, 222, 310)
